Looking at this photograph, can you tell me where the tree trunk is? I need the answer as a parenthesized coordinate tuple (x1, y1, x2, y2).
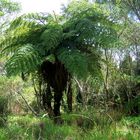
(54, 91, 63, 116)
(40, 59, 69, 117)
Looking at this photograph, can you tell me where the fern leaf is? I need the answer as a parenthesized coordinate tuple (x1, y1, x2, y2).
(57, 48, 89, 79)
(40, 24, 62, 52)
(5, 44, 42, 76)
(9, 13, 47, 31)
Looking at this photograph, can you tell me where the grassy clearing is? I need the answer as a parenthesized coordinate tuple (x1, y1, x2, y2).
(0, 110, 140, 140)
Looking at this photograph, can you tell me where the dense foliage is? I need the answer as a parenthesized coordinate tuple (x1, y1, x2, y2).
(0, 0, 140, 139)
(0, 0, 119, 117)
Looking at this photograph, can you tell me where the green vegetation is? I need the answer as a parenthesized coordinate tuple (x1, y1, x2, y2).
(0, 0, 140, 139)
(0, 113, 140, 140)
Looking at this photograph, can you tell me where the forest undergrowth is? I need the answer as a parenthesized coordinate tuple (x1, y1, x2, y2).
(0, 108, 140, 140)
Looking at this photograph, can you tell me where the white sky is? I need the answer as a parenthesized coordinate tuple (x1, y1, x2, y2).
(15, 0, 69, 14)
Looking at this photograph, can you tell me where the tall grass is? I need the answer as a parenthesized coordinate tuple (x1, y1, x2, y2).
(0, 111, 140, 140)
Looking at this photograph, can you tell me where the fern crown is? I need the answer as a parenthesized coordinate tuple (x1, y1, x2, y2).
(0, 1, 118, 79)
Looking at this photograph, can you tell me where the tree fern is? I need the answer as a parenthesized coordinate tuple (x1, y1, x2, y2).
(0, 0, 120, 117)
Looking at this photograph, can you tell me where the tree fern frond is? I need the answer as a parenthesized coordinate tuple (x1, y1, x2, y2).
(57, 48, 89, 79)
(0, 34, 27, 55)
(9, 13, 47, 30)
(0, 25, 46, 55)
(5, 44, 42, 76)
(63, 1, 119, 48)
(41, 24, 63, 52)
(75, 18, 96, 43)
(57, 46, 102, 80)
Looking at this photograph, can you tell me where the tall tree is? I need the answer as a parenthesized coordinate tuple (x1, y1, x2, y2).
(0, 0, 118, 117)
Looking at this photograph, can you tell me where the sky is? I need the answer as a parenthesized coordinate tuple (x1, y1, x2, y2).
(15, 0, 69, 14)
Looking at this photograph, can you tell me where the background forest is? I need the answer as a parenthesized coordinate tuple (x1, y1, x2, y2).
(0, 0, 140, 139)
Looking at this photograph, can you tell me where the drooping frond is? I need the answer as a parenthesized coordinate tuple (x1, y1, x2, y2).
(1, 13, 48, 49)
(1, 25, 45, 55)
(57, 48, 88, 79)
(57, 47, 102, 79)
(5, 44, 42, 76)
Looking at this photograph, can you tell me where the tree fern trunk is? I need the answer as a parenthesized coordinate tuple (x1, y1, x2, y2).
(40, 60, 69, 117)
(54, 91, 63, 116)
